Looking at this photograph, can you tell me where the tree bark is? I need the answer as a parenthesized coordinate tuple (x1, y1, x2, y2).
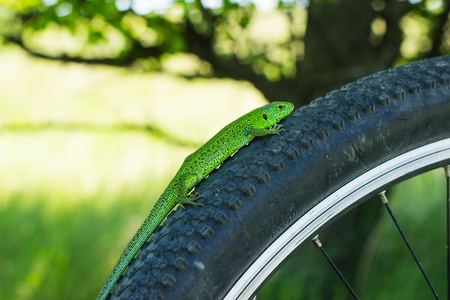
(299, 0, 409, 104)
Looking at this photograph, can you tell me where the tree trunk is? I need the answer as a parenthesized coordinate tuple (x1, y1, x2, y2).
(298, 0, 408, 105)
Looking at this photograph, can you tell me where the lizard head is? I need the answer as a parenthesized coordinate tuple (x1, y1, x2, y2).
(257, 101, 294, 127)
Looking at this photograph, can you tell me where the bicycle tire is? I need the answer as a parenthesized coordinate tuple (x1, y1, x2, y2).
(108, 55, 450, 300)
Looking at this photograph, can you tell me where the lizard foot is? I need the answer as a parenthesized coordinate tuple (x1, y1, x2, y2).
(269, 123, 285, 134)
(178, 193, 205, 208)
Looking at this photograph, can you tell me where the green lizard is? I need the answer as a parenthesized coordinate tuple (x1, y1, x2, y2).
(97, 101, 294, 300)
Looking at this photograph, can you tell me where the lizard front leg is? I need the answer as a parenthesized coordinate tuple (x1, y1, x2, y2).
(249, 124, 285, 137)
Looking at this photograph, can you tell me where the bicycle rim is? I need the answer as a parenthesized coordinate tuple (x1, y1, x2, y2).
(225, 137, 450, 299)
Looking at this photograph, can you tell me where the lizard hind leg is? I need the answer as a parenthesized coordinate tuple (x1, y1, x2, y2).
(176, 173, 205, 208)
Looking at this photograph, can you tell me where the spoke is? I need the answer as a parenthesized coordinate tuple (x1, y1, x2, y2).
(379, 192, 440, 300)
(445, 166, 450, 300)
(312, 236, 360, 300)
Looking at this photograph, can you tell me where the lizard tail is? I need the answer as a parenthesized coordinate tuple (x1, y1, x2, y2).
(97, 192, 176, 300)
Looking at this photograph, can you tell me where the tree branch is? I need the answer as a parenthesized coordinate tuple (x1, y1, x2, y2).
(6, 34, 163, 66)
(183, 17, 296, 102)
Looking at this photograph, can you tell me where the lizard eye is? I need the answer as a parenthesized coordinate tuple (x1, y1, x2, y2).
(263, 114, 268, 120)
(278, 105, 284, 109)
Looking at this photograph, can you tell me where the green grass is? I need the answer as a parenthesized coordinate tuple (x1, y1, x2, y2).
(359, 169, 446, 299)
(0, 193, 130, 299)
(0, 45, 266, 299)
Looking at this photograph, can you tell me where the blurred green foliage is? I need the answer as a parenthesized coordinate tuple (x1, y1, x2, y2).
(1, 0, 448, 105)
(0, 0, 302, 77)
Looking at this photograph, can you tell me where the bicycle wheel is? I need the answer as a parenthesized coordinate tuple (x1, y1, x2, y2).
(108, 55, 450, 299)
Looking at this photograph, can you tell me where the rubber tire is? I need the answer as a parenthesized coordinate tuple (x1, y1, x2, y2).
(109, 56, 450, 300)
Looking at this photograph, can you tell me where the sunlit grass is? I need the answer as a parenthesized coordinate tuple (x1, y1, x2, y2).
(0, 45, 266, 299)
